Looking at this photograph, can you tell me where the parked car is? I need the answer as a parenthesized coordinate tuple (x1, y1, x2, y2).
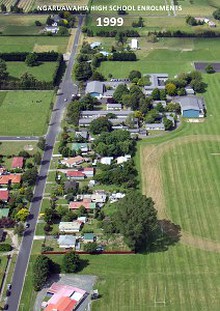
(25, 223, 30, 229)
(3, 304, 8, 310)
(6, 289, 10, 297)
(7, 284, 11, 290)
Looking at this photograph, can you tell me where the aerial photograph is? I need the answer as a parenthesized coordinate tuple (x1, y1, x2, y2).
(0, 0, 220, 310)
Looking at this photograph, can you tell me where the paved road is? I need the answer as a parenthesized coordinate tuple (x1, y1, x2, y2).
(6, 15, 84, 311)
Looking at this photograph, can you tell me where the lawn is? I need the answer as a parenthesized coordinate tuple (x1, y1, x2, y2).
(7, 62, 57, 82)
(0, 91, 54, 136)
(0, 36, 69, 53)
(0, 141, 38, 155)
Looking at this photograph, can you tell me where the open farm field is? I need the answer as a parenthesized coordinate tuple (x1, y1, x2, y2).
(176, 0, 218, 16)
(0, 91, 54, 135)
(97, 38, 220, 78)
(7, 62, 57, 82)
(0, 14, 47, 34)
(0, 36, 68, 53)
(0, 0, 17, 11)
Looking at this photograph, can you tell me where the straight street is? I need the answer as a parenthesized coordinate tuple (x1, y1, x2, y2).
(6, 15, 84, 311)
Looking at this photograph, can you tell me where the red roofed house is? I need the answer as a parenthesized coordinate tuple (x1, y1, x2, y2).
(66, 171, 85, 180)
(42, 283, 86, 311)
(69, 200, 96, 211)
(0, 189, 9, 203)
(11, 157, 23, 169)
(0, 174, 21, 185)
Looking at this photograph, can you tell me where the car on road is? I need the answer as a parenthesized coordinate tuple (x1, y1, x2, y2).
(64, 98, 67, 102)
(6, 289, 10, 297)
(25, 223, 30, 229)
(7, 284, 11, 290)
(3, 304, 8, 310)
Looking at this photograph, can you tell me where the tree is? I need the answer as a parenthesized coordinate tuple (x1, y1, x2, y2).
(84, 242, 98, 253)
(91, 71, 105, 81)
(25, 187, 33, 202)
(145, 109, 159, 123)
(14, 222, 25, 236)
(20, 72, 37, 88)
(0, 58, 8, 86)
(151, 88, 160, 100)
(165, 83, 177, 96)
(32, 255, 51, 291)
(186, 15, 197, 26)
(74, 62, 92, 81)
(35, 20, 42, 26)
(37, 137, 46, 151)
(15, 208, 29, 222)
(213, 8, 220, 20)
(62, 210, 77, 222)
(80, 94, 98, 110)
(190, 79, 206, 93)
(57, 26, 69, 36)
(163, 117, 173, 130)
(129, 70, 141, 82)
(114, 191, 158, 251)
(25, 53, 38, 67)
(33, 152, 41, 165)
(113, 84, 129, 103)
(22, 167, 38, 186)
(62, 251, 80, 273)
(0, 4, 6, 12)
(90, 117, 112, 135)
(78, 205, 88, 216)
(205, 64, 215, 74)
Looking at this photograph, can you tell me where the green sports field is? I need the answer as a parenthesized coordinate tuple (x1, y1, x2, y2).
(0, 91, 54, 135)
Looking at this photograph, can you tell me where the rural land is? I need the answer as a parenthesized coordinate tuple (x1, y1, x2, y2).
(0, 0, 220, 311)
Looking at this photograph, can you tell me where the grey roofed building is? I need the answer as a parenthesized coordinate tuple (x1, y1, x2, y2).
(85, 81, 105, 97)
(146, 123, 165, 131)
(107, 103, 122, 110)
(144, 73, 168, 90)
(175, 96, 204, 110)
(58, 235, 76, 248)
(81, 110, 133, 118)
(103, 89, 114, 98)
(75, 130, 88, 140)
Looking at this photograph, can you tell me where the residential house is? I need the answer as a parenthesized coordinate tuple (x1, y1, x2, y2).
(59, 221, 83, 233)
(85, 81, 105, 98)
(152, 100, 167, 108)
(116, 155, 131, 165)
(75, 130, 89, 141)
(0, 189, 9, 203)
(175, 96, 205, 118)
(100, 157, 113, 165)
(72, 143, 89, 153)
(0, 174, 21, 185)
(69, 200, 96, 211)
(43, 283, 86, 311)
(11, 157, 23, 169)
(58, 235, 76, 248)
(109, 192, 125, 203)
(91, 192, 107, 204)
(83, 233, 95, 243)
(44, 26, 59, 34)
(82, 167, 94, 178)
(66, 171, 85, 180)
(77, 216, 87, 223)
(81, 110, 133, 119)
(60, 156, 84, 168)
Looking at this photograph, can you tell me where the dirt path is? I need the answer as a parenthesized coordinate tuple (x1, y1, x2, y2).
(140, 134, 220, 253)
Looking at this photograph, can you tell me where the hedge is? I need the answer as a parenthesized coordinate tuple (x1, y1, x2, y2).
(0, 244, 12, 252)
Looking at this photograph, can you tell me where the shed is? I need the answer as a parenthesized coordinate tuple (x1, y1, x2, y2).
(83, 233, 95, 243)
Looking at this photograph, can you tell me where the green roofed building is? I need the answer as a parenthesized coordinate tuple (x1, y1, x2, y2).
(0, 208, 9, 218)
(72, 143, 89, 153)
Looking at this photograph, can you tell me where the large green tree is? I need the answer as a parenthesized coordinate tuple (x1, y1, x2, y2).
(32, 255, 51, 291)
(114, 191, 158, 251)
(22, 167, 38, 186)
(113, 84, 129, 103)
(0, 58, 8, 86)
(62, 251, 80, 273)
(89, 117, 113, 135)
